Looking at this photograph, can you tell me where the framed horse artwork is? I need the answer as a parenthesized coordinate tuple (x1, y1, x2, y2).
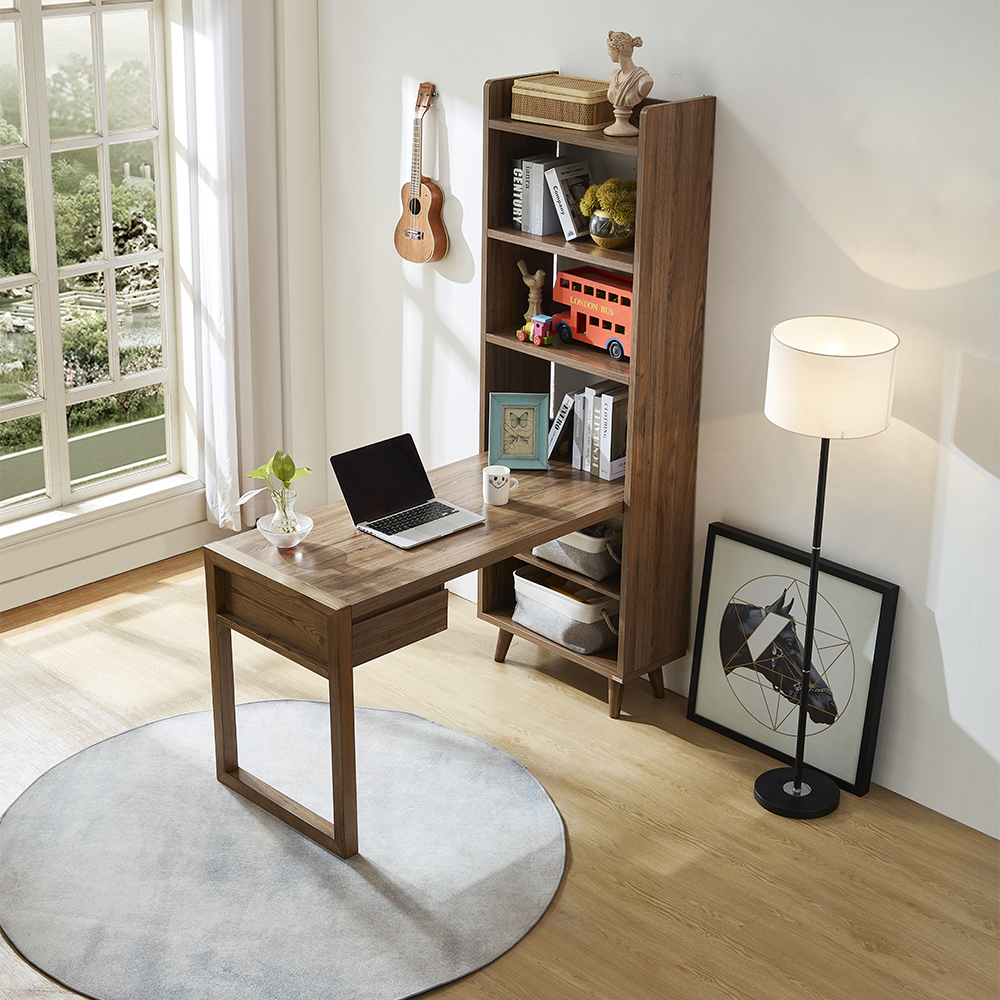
(687, 522, 898, 796)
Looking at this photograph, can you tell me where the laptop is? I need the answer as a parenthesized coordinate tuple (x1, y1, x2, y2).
(330, 433, 485, 549)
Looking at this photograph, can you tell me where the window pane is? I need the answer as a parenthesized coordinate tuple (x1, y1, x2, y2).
(52, 146, 103, 265)
(110, 137, 157, 252)
(117, 261, 161, 374)
(104, 10, 151, 132)
(44, 15, 97, 139)
(68, 381, 166, 489)
(0, 155, 31, 276)
(0, 22, 21, 139)
(0, 285, 39, 403)
(0, 413, 45, 506)
(60, 272, 109, 386)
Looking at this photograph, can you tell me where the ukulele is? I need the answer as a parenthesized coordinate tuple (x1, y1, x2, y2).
(394, 82, 448, 263)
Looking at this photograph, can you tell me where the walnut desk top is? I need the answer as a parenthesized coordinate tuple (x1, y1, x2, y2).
(203, 452, 624, 857)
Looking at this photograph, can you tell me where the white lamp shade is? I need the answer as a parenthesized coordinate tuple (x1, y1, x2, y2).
(764, 316, 899, 439)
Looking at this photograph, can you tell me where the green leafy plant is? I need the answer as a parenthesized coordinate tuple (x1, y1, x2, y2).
(233, 449, 311, 530)
(578, 177, 637, 227)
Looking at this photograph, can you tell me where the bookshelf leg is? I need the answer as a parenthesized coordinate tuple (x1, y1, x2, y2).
(608, 678, 624, 719)
(494, 629, 514, 663)
(647, 668, 665, 699)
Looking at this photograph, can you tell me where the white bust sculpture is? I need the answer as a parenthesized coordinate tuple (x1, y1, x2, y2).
(605, 31, 654, 137)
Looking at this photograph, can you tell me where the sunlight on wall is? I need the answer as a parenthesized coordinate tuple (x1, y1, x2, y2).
(397, 79, 481, 470)
(927, 435, 1000, 764)
(695, 1, 1000, 291)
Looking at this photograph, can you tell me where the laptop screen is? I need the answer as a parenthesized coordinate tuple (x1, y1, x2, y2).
(330, 433, 435, 525)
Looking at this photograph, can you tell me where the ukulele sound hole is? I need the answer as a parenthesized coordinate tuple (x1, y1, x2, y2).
(409, 197, 421, 214)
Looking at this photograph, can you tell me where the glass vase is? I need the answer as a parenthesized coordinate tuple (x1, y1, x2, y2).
(257, 488, 314, 548)
(588, 209, 635, 250)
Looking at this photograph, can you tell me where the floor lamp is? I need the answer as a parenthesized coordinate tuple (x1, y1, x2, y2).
(755, 316, 899, 819)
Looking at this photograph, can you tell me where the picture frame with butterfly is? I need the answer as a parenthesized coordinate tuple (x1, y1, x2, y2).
(488, 392, 549, 468)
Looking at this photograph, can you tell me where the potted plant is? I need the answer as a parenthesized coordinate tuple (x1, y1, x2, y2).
(578, 178, 637, 249)
(233, 449, 314, 548)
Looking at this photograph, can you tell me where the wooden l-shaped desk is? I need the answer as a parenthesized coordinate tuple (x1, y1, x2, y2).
(204, 453, 625, 858)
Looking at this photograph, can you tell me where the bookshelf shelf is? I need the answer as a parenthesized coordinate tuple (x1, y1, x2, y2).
(488, 115, 642, 157)
(512, 550, 622, 600)
(486, 225, 634, 272)
(478, 74, 716, 717)
(484, 331, 631, 385)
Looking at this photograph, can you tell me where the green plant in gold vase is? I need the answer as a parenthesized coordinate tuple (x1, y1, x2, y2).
(579, 178, 637, 249)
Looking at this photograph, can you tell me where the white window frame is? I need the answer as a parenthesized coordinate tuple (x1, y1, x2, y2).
(0, 0, 179, 526)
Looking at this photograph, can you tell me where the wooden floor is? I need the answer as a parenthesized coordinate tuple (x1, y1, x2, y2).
(1, 551, 997, 1000)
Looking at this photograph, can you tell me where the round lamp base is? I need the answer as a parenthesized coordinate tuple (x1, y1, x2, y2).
(754, 767, 840, 819)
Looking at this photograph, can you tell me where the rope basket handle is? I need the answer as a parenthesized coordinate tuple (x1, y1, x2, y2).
(605, 539, 621, 565)
(601, 609, 619, 636)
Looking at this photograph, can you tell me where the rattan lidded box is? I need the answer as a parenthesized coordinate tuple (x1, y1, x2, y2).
(511, 74, 614, 131)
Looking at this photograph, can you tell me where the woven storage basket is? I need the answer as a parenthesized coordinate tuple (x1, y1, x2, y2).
(511, 74, 614, 131)
(512, 565, 619, 654)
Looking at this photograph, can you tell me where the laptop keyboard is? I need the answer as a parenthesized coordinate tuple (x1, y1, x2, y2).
(367, 500, 457, 536)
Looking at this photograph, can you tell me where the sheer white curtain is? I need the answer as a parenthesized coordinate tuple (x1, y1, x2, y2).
(170, 0, 282, 529)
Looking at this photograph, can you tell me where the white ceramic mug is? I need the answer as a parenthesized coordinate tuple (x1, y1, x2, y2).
(483, 465, 519, 505)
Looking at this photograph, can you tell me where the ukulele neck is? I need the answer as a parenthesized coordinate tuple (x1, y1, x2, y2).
(409, 115, 424, 197)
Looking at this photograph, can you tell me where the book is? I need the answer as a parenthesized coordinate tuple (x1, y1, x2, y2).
(544, 161, 593, 240)
(523, 154, 566, 235)
(598, 386, 628, 480)
(571, 389, 588, 469)
(583, 379, 619, 475)
(547, 391, 575, 459)
(511, 157, 526, 230)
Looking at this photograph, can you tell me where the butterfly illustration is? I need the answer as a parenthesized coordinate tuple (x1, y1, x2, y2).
(503, 407, 534, 454)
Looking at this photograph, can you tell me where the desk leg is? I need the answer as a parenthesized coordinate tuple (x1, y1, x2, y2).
(203, 553, 359, 859)
(206, 562, 238, 777)
(328, 607, 358, 857)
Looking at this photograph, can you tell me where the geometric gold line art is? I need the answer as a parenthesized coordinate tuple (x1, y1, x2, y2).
(719, 574, 856, 737)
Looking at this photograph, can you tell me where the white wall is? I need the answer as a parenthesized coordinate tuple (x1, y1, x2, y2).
(312, 0, 999, 837)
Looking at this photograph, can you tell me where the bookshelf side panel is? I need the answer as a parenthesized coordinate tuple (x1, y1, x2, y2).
(619, 97, 716, 675)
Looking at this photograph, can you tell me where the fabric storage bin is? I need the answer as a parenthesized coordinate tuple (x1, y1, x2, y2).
(531, 519, 622, 581)
(512, 565, 619, 655)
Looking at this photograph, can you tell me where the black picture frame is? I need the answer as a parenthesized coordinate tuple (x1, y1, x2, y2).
(687, 522, 898, 796)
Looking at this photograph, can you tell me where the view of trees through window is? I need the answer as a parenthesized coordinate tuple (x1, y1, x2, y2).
(0, 2, 172, 514)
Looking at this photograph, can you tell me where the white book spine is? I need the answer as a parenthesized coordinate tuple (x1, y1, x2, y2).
(572, 391, 587, 469)
(545, 167, 576, 240)
(547, 392, 574, 458)
(524, 157, 562, 235)
(598, 389, 628, 480)
(544, 162, 591, 240)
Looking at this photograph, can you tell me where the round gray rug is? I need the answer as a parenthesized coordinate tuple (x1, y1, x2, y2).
(0, 701, 565, 1000)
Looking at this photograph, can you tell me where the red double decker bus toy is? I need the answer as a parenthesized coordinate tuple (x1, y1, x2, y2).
(551, 266, 633, 360)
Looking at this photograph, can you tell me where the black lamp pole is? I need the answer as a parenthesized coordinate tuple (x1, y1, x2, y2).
(754, 437, 841, 818)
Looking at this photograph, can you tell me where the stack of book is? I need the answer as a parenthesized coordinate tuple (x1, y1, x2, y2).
(512, 155, 592, 239)
(547, 382, 628, 480)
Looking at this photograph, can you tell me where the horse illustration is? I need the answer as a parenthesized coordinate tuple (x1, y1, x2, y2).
(719, 590, 838, 725)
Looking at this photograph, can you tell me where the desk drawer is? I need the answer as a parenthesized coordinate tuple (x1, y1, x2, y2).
(352, 587, 448, 666)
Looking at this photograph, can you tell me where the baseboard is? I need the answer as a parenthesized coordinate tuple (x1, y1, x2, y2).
(0, 477, 231, 611)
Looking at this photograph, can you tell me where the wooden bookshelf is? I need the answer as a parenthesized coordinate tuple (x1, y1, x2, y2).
(478, 74, 716, 716)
